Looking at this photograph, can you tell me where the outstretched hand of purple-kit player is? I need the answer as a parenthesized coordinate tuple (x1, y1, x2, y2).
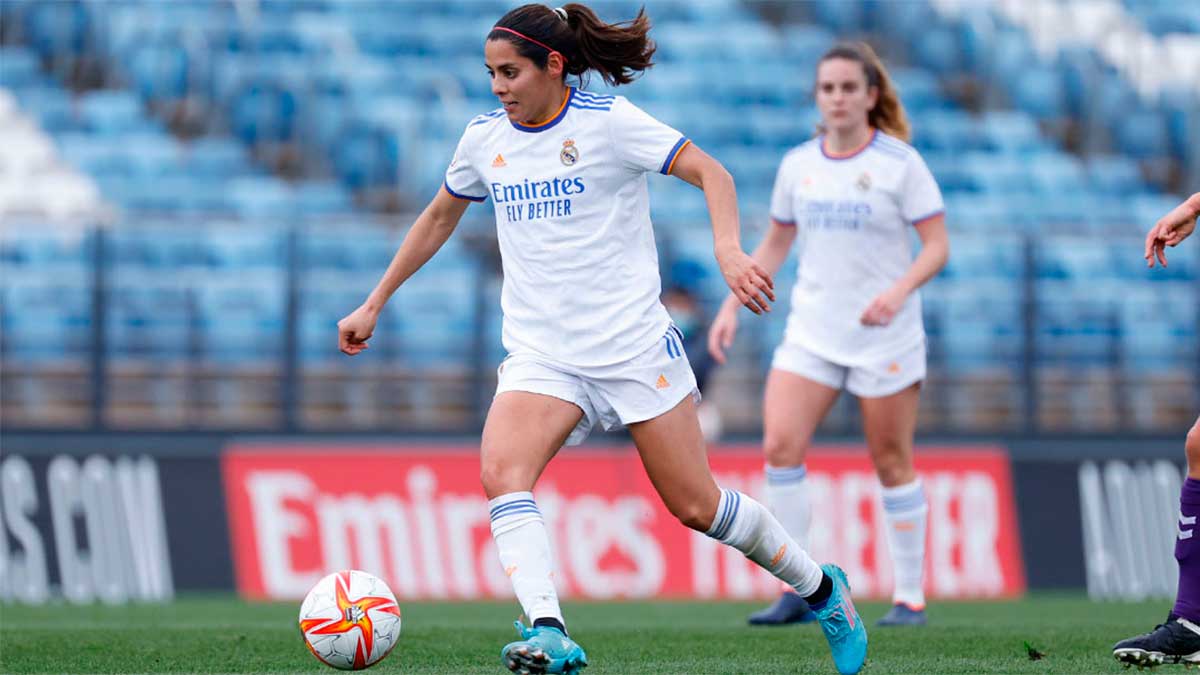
(1145, 192, 1200, 268)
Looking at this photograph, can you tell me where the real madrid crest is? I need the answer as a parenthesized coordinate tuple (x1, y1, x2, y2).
(560, 138, 579, 166)
(856, 171, 872, 191)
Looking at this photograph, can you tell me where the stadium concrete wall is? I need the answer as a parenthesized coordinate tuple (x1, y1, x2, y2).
(0, 435, 1182, 605)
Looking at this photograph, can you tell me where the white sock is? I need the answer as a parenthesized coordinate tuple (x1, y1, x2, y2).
(881, 479, 928, 608)
(489, 492, 564, 626)
(706, 488, 824, 597)
(764, 464, 811, 548)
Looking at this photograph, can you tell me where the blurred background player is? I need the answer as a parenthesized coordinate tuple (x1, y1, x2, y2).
(337, 4, 867, 674)
(708, 41, 949, 628)
(1113, 191, 1200, 669)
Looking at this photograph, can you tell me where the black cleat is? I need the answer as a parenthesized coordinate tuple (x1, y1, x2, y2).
(747, 591, 818, 626)
(1114, 618, 1200, 669)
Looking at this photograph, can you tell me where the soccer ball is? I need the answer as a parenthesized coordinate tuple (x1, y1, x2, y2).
(299, 570, 402, 670)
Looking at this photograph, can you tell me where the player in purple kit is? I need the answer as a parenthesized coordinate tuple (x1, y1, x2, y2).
(1113, 191, 1200, 668)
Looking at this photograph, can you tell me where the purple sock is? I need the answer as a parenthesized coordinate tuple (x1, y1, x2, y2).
(1174, 478, 1200, 622)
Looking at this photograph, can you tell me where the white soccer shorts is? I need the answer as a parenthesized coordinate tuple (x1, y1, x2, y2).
(771, 339, 926, 399)
(495, 324, 701, 445)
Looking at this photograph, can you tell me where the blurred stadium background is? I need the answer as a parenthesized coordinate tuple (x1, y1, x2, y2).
(0, 0, 1197, 665)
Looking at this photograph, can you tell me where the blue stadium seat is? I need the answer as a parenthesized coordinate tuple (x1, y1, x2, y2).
(1028, 153, 1088, 195)
(979, 111, 1045, 155)
(1012, 66, 1066, 121)
(105, 281, 191, 362)
(79, 90, 148, 134)
(1035, 281, 1119, 364)
(0, 47, 42, 87)
(1, 278, 92, 362)
(228, 177, 296, 219)
(1036, 241, 1113, 279)
(1116, 109, 1170, 159)
(938, 283, 1023, 367)
(1117, 284, 1199, 371)
(126, 44, 190, 100)
(1086, 155, 1144, 196)
(194, 277, 286, 365)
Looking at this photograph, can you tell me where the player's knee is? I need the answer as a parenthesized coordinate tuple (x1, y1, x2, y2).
(870, 441, 914, 486)
(479, 457, 533, 496)
(667, 498, 717, 532)
(763, 434, 808, 468)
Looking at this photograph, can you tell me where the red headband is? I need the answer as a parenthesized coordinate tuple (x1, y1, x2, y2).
(491, 26, 567, 62)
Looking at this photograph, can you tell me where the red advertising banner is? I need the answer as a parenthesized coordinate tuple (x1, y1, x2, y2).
(223, 445, 1024, 601)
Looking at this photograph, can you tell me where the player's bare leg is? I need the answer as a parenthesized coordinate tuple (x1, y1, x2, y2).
(861, 383, 929, 626)
(481, 392, 589, 674)
(751, 370, 840, 624)
(630, 396, 867, 674)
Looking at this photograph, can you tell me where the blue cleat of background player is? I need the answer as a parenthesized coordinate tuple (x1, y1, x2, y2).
(747, 591, 818, 625)
(812, 564, 868, 675)
(501, 620, 588, 674)
(876, 602, 927, 626)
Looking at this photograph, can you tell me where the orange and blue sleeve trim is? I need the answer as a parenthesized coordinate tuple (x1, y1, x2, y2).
(443, 180, 486, 202)
(910, 209, 944, 227)
(660, 137, 691, 175)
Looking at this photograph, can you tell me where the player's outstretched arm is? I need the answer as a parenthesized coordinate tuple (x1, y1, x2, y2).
(669, 142, 775, 316)
(1145, 192, 1200, 268)
(337, 188, 472, 355)
(707, 220, 797, 364)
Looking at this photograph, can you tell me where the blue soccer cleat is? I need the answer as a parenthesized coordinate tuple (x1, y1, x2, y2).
(501, 620, 588, 674)
(876, 602, 927, 627)
(813, 564, 868, 675)
(748, 591, 819, 625)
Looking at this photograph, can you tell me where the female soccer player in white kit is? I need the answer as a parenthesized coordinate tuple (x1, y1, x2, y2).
(708, 42, 949, 628)
(337, 4, 867, 674)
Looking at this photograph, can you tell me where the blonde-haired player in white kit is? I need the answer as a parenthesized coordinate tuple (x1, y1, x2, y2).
(709, 42, 949, 628)
(337, 4, 867, 674)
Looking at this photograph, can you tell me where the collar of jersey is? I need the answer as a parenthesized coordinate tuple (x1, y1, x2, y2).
(510, 87, 574, 133)
(820, 128, 877, 160)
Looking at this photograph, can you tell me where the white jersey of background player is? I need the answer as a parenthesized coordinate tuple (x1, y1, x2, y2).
(710, 42, 949, 629)
(771, 126, 943, 369)
(337, 4, 868, 674)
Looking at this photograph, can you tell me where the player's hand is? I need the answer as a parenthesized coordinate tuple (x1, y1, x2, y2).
(707, 300, 740, 365)
(716, 246, 774, 315)
(1145, 204, 1198, 268)
(860, 285, 907, 327)
(337, 305, 379, 356)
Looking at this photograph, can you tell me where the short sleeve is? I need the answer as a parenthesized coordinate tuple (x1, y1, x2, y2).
(609, 98, 690, 175)
(443, 126, 488, 202)
(769, 156, 797, 225)
(900, 153, 944, 225)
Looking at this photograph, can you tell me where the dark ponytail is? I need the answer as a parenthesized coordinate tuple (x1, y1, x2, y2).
(488, 3, 656, 87)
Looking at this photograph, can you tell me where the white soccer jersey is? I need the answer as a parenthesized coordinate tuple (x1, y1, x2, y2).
(769, 129, 945, 366)
(445, 87, 691, 367)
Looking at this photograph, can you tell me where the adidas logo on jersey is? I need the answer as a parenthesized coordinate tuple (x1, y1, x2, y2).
(492, 154, 507, 167)
(655, 374, 670, 389)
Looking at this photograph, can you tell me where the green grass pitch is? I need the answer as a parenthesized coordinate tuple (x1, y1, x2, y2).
(0, 595, 1165, 674)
